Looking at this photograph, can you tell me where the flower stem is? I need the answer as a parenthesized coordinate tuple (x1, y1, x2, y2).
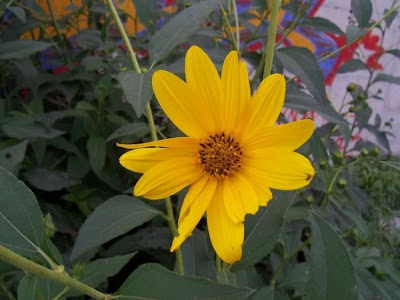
(270, 236, 311, 286)
(263, 0, 281, 78)
(164, 196, 184, 275)
(231, 0, 240, 53)
(106, 0, 184, 275)
(216, 255, 221, 273)
(0, 245, 111, 300)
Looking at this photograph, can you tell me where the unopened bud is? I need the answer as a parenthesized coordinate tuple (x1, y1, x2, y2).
(306, 195, 314, 204)
(371, 147, 380, 157)
(361, 148, 369, 157)
(347, 83, 356, 92)
(337, 178, 348, 188)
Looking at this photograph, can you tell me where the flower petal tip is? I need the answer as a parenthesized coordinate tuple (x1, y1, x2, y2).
(170, 235, 184, 252)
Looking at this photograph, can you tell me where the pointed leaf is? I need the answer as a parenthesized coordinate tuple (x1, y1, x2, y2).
(71, 195, 162, 260)
(305, 213, 357, 300)
(149, 0, 218, 67)
(372, 73, 400, 85)
(0, 167, 47, 261)
(115, 263, 254, 299)
(381, 161, 400, 171)
(285, 85, 346, 124)
(276, 47, 327, 104)
(0, 140, 28, 173)
(351, 0, 372, 28)
(106, 122, 149, 142)
(87, 136, 106, 171)
(231, 192, 295, 270)
(116, 71, 153, 117)
(24, 168, 80, 192)
(0, 41, 53, 60)
(300, 17, 344, 35)
(18, 276, 37, 300)
(337, 59, 367, 73)
(181, 229, 216, 278)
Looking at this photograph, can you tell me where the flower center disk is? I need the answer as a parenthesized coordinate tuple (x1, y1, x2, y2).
(198, 132, 242, 179)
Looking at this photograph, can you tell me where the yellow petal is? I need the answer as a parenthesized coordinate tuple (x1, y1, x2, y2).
(242, 74, 285, 135)
(252, 183, 273, 206)
(178, 176, 209, 226)
(171, 178, 217, 251)
(120, 147, 196, 173)
(185, 46, 223, 131)
(221, 51, 250, 132)
(243, 119, 315, 153)
(152, 70, 207, 138)
(117, 137, 198, 149)
(207, 184, 244, 263)
(223, 173, 259, 223)
(134, 158, 202, 200)
(120, 148, 167, 173)
(242, 150, 315, 190)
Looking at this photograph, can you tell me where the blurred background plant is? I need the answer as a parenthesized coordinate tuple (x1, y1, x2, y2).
(0, 0, 399, 299)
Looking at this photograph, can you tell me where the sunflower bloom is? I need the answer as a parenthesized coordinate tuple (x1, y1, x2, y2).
(118, 46, 315, 263)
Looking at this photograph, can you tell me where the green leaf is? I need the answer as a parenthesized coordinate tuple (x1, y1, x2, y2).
(71, 195, 162, 260)
(24, 168, 80, 192)
(231, 192, 295, 270)
(384, 9, 398, 28)
(87, 136, 106, 172)
(251, 286, 274, 300)
(276, 47, 327, 104)
(68, 253, 136, 296)
(300, 17, 344, 35)
(181, 229, 216, 278)
(346, 25, 367, 42)
(381, 161, 400, 171)
(18, 276, 37, 300)
(2, 123, 65, 139)
(116, 70, 153, 117)
(106, 122, 149, 142)
(285, 85, 346, 124)
(132, 0, 158, 27)
(372, 73, 400, 85)
(0, 140, 28, 173)
(280, 263, 309, 294)
(305, 213, 357, 300)
(385, 49, 400, 59)
(8, 6, 26, 23)
(149, 0, 219, 67)
(337, 59, 367, 73)
(356, 265, 399, 300)
(0, 167, 47, 261)
(0, 40, 53, 60)
(115, 263, 254, 299)
(217, 270, 237, 285)
(351, 0, 372, 28)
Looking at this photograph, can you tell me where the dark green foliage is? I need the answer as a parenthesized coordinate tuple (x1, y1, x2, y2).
(0, 1, 399, 299)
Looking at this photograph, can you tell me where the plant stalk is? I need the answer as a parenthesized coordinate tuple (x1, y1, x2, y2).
(270, 236, 311, 286)
(263, 0, 281, 78)
(0, 245, 111, 300)
(105, 0, 184, 275)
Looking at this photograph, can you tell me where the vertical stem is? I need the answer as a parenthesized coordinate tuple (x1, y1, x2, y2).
(263, 0, 281, 78)
(105, 0, 184, 275)
(231, 0, 240, 53)
(216, 255, 221, 273)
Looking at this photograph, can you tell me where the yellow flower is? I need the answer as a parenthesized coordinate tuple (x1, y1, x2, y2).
(118, 46, 315, 263)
